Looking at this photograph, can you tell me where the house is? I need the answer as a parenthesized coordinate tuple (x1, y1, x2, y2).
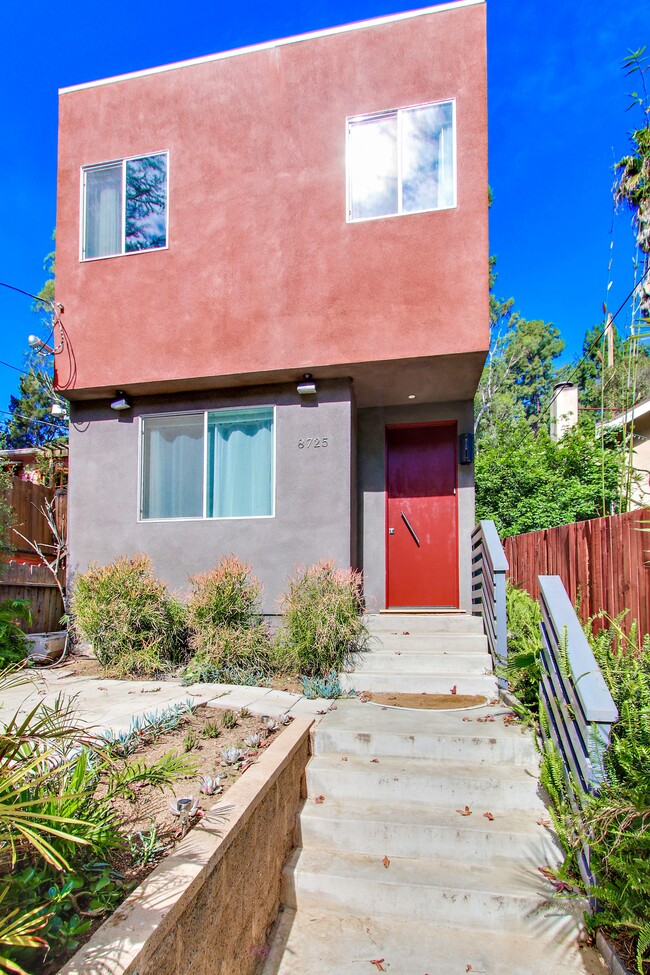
(53, 0, 489, 615)
(603, 395, 650, 508)
(0, 445, 69, 488)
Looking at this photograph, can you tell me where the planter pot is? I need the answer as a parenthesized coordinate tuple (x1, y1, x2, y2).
(25, 630, 67, 664)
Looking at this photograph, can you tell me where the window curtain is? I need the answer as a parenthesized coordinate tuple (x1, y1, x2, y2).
(208, 409, 273, 518)
(142, 415, 204, 519)
(85, 164, 122, 258)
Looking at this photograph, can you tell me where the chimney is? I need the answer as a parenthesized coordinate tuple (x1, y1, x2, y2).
(550, 382, 579, 441)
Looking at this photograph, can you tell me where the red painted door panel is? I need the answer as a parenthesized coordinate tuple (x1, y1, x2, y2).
(386, 424, 459, 608)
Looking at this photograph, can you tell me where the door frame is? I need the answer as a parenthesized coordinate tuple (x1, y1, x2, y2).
(384, 420, 459, 609)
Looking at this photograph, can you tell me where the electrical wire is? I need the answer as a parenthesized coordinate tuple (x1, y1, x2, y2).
(0, 281, 55, 307)
(0, 408, 64, 431)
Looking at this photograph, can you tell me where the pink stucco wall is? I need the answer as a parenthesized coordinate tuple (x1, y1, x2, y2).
(55, 3, 488, 397)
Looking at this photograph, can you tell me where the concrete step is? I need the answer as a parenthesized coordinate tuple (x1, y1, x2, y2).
(349, 649, 493, 674)
(305, 753, 545, 811)
(313, 711, 538, 766)
(299, 795, 562, 862)
(340, 672, 499, 696)
(262, 908, 606, 975)
(366, 613, 485, 635)
(282, 847, 586, 936)
(363, 632, 488, 652)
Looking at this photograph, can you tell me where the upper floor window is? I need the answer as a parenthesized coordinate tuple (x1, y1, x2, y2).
(82, 152, 168, 260)
(347, 101, 455, 222)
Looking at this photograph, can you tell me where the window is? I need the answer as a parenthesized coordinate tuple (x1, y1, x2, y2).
(82, 152, 168, 259)
(347, 101, 455, 221)
(140, 407, 274, 520)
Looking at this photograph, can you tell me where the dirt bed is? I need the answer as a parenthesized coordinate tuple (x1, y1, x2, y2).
(362, 692, 488, 709)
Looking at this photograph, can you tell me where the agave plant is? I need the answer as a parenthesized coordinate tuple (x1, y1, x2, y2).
(221, 747, 244, 766)
(199, 775, 222, 796)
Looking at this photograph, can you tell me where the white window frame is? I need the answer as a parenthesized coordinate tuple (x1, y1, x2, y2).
(137, 406, 276, 523)
(80, 150, 170, 261)
(346, 99, 456, 223)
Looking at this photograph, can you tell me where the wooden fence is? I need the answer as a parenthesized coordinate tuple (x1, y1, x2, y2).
(0, 477, 67, 633)
(504, 508, 650, 636)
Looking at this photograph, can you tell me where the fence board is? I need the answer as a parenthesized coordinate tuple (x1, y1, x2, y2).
(504, 509, 650, 637)
(0, 479, 67, 633)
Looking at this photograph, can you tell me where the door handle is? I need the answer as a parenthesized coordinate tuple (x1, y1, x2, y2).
(400, 510, 421, 547)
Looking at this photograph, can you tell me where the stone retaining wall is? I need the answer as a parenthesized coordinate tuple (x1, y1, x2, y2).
(59, 715, 313, 975)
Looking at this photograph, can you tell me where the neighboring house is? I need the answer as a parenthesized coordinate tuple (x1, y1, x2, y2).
(0, 445, 69, 488)
(603, 396, 650, 508)
(54, 0, 489, 615)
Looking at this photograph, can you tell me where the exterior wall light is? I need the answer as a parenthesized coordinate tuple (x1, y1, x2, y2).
(297, 373, 317, 395)
(28, 334, 55, 355)
(459, 433, 474, 465)
(51, 403, 67, 418)
(110, 391, 132, 411)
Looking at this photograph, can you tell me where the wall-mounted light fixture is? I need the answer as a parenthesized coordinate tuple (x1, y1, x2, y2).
(51, 403, 67, 418)
(110, 391, 132, 412)
(297, 373, 317, 396)
(459, 433, 474, 465)
(28, 334, 55, 355)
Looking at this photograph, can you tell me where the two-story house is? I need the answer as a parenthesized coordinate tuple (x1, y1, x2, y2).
(54, 0, 488, 615)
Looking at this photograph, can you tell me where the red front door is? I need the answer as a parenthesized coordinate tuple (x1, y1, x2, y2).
(386, 423, 459, 608)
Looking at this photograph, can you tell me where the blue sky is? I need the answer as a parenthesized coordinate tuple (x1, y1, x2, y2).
(0, 0, 647, 411)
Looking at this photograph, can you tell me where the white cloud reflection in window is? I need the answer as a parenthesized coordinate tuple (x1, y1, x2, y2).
(348, 101, 455, 221)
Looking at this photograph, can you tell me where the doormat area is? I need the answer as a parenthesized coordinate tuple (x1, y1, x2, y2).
(362, 692, 487, 710)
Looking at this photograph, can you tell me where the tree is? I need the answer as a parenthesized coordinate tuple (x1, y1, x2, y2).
(475, 256, 564, 439)
(475, 418, 625, 537)
(2, 365, 67, 448)
(2, 235, 68, 449)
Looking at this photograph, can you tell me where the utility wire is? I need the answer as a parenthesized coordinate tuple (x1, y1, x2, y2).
(0, 408, 64, 431)
(0, 281, 54, 307)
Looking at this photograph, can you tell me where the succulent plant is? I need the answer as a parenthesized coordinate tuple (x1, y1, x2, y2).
(199, 774, 223, 796)
(221, 746, 244, 766)
(261, 715, 279, 734)
(244, 733, 261, 749)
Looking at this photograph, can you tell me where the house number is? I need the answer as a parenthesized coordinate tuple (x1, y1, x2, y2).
(298, 438, 328, 449)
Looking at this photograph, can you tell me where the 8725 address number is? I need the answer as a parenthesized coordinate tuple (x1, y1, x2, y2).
(298, 438, 328, 448)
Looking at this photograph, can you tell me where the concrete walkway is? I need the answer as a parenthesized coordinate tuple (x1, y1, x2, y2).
(0, 662, 333, 736)
(263, 613, 607, 975)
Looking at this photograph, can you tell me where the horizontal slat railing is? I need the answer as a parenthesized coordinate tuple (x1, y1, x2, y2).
(538, 575, 619, 887)
(471, 520, 509, 680)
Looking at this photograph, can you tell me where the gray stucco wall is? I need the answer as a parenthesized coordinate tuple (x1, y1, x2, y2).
(357, 400, 475, 612)
(68, 379, 354, 614)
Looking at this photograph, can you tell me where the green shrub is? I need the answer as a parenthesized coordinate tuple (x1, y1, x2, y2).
(500, 582, 542, 713)
(0, 598, 31, 668)
(187, 556, 262, 643)
(183, 623, 276, 686)
(278, 560, 367, 677)
(70, 555, 187, 677)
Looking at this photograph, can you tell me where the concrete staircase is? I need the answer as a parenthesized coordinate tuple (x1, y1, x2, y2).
(262, 617, 606, 975)
(339, 612, 498, 698)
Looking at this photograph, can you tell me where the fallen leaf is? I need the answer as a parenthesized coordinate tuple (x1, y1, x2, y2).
(537, 818, 551, 828)
(370, 961, 386, 972)
(314, 795, 325, 804)
(383, 855, 390, 869)
(552, 880, 574, 893)
(394, 651, 401, 655)
(456, 805, 472, 816)
(371, 758, 380, 763)
(359, 694, 371, 703)
(450, 685, 457, 695)
(483, 811, 495, 821)
(402, 630, 410, 635)
(462, 717, 473, 722)
(538, 866, 556, 880)
(466, 966, 473, 973)
(316, 709, 328, 715)
(341, 756, 348, 761)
